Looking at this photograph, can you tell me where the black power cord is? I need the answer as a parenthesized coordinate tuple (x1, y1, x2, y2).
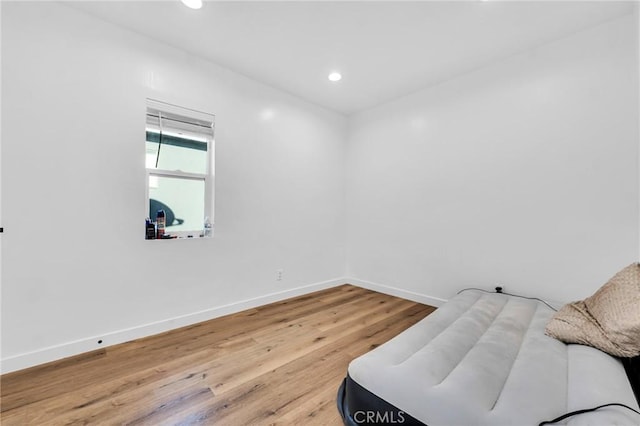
(456, 287, 559, 311)
(538, 403, 640, 425)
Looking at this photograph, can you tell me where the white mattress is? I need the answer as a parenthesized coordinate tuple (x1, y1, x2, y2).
(347, 290, 639, 425)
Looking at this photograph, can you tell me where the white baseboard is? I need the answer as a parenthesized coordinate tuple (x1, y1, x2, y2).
(1, 278, 346, 374)
(346, 277, 447, 308)
(1, 277, 446, 374)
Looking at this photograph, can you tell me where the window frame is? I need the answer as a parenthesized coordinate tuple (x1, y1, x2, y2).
(145, 99, 215, 239)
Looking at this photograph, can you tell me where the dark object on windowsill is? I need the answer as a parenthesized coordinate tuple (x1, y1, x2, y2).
(149, 199, 184, 227)
(145, 218, 156, 240)
(156, 209, 166, 239)
(160, 234, 177, 239)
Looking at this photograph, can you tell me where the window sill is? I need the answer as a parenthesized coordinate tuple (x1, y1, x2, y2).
(145, 234, 212, 240)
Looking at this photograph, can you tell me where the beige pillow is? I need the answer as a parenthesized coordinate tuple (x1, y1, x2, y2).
(545, 263, 640, 358)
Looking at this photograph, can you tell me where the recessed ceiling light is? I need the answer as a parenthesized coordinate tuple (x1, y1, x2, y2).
(328, 72, 342, 82)
(181, 0, 203, 10)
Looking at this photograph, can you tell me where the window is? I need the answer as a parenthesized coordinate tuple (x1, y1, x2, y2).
(145, 99, 214, 239)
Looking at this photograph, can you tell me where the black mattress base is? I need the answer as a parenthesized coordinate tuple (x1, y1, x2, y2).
(337, 356, 640, 426)
(622, 355, 640, 405)
(337, 374, 426, 425)
(336, 356, 639, 426)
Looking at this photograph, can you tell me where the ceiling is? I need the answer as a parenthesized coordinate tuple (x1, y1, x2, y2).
(65, 1, 635, 115)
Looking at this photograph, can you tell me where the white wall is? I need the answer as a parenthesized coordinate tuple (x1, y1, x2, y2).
(1, 2, 347, 371)
(2, 3, 638, 373)
(346, 15, 639, 304)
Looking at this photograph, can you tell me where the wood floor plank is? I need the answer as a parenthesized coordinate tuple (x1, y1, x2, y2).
(14, 338, 257, 425)
(247, 290, 390, 341)
(207, 297, 420, 396)
(1, 284, 435, 425)
(2, 292, 335, 410)
(170, 345, 353, 425)
(1, 286, 368, 403)
(173, 303, 432, 426)
(271, 379, 346, 426)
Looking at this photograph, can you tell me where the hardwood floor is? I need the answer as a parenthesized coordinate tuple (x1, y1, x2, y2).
(1, 284, 435, 425)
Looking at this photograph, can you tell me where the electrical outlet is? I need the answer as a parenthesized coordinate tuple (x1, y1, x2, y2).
(276, 269, 284, 281)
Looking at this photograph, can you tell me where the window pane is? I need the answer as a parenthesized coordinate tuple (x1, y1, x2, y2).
(145, 111, 211, 175)
(155, 141, 208, 175)
(149, 175, 205, 233)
